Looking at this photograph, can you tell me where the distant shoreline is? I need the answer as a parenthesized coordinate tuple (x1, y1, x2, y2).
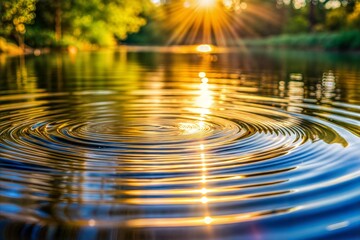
(242, 31, 360, 52)
(2, 32, 360, 57)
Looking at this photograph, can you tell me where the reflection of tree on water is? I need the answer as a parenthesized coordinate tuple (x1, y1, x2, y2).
(1, 49, 359, 103)
(0, 55, 35, 92)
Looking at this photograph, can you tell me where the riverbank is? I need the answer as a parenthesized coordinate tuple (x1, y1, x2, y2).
(2, 31, 360, 56)
(0, 37, 97, 56)
(243, 31, 360, 51)
(0, 38, 23, 55)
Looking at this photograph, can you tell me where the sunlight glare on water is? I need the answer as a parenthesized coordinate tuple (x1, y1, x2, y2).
(0, 49, 360, 240)
(196, 44, 214, 53)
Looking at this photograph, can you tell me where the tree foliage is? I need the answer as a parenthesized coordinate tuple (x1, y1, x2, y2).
(348, 2, 360, 30)
(31, 0, 149, 47)
(1, 0, 360, 48)
(0, 0, 36, 48)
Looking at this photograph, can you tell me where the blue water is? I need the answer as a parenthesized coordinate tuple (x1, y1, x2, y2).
(0, 49, 359, 240)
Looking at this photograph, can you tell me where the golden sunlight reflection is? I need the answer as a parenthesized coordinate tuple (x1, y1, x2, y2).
(321, 71, 338, 101)
(88, 219, 96, 227)
(68, 46, 78, 55)
(204, 216, 214, 224)
(197, 71, 213, 225)
(287, 73, 304, 113)
(200, 142, 211, 224)
(199, 72, 206, 78)
(196, 44, 213, 53)
(126, 208, 298, 227)
(196, 71, 213, 117)
(177, 71, 214, 135)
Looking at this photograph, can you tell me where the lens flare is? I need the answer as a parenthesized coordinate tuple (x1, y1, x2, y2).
(196, 44, 213, 53)
(204, 216, 213, 224)
(165, 1, 281, 46)
(198, 0, 216, 8)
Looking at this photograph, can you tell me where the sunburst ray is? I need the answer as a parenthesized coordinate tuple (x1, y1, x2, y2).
(163, 0, 281, 46)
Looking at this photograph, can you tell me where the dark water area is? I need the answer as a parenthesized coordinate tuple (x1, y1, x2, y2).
(0, 49, 359, 240)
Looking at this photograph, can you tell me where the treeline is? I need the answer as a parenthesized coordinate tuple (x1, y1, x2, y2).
(1, 0, 360, 51)
(125, 0, 360, 45)
(0, 0, 154, 50)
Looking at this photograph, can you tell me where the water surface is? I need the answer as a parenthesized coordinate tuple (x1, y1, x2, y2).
(0, 49, 360, 240)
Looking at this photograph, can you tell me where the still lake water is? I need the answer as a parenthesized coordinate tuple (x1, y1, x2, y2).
(0, 49, 359, 240)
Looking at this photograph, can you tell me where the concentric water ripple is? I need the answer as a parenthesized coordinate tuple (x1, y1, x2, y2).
(0, 51, 360, 240)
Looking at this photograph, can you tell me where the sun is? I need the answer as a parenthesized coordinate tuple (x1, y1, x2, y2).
(197, 0, 217, 8)
(166, 0, 280, 46)
(196, 44, 213, 53)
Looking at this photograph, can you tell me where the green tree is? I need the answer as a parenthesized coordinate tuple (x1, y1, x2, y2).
(0, 0, 36, 49)
(125, 1, 170, 45)
(326, 7, 347, 31)
(30, 0, 148, 47)
(347, 2, 360, 30)
(284, 15, 309, 33)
